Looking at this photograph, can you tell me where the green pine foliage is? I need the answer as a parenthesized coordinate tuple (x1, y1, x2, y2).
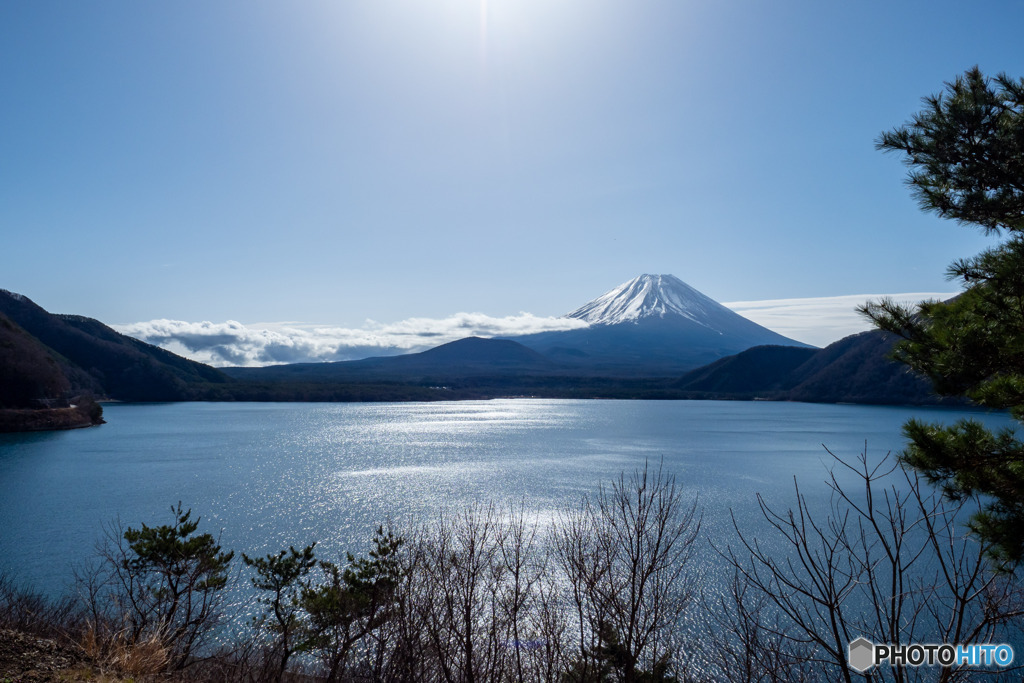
(113, 503, 235, 669)
(241, 529, 404, 680)
(864, 67, 1024, 565)
(876, 67, 1024, 232)
(300, 527, 403, 679)
(243, 544, 318, 681)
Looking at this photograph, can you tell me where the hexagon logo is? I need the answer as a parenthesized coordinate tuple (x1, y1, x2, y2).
(848, 637, 876, 672)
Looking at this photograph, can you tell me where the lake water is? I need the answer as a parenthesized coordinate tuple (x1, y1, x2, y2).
(0, 400, 1014, 599)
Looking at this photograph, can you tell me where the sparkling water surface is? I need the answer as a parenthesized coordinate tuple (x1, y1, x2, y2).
(0, 399, 1013, 598)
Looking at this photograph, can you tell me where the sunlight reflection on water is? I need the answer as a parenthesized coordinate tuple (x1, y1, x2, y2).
(0, 399, 1015, 607)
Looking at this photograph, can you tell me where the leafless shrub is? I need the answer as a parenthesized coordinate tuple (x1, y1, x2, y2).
(556, 461, 702, 681)
(404, 503, 530, 682)
(697, 568, 818, 683)
(0, 573, 81, 639)
(720, 446, 1024, 683)
(347, 503, 565, 683)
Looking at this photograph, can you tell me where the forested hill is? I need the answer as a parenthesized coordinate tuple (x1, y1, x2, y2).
(0, 309, 71, 408)
(675, 330, 958, 405)
(0, 289, 231, 405)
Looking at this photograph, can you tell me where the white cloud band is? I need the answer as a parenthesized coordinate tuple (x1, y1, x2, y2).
(723, 292, 958, 348)
(116, 313, 590, 367)
(116, 293, 959, 367)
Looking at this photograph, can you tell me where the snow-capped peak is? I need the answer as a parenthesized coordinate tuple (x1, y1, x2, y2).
(566, 274, 728, 326)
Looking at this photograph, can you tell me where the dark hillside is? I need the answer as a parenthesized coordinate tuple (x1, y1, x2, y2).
(676, 345, 817, 395)
(350, 337, 556, 375)
(0, 290, 230, 401)
(673, 330, 952, 405)
(510, 318, 784, 376)
(59, 314, 226, 384)
(225, 337, 556, 383)
(0, 311, 70, 408)
(785, 330, 943, 404)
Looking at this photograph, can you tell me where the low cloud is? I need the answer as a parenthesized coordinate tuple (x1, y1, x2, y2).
(117, 292, 959, 367)
(722, 292, 958, 348)
(116, 313, 590, 367)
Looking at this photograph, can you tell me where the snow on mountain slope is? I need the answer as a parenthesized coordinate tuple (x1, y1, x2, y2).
(567, 274, 733, 327)
(502, 273, 814, 374)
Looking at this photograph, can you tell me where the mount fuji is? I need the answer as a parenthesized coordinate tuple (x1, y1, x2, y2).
(508, 274, 812, 374)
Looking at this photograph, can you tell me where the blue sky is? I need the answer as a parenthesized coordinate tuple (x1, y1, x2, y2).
(3, 1, 1022, 363)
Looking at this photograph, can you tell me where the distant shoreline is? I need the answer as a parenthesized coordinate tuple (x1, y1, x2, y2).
(0, 402, 105, 434)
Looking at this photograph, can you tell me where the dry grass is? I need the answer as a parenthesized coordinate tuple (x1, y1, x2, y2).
(56, 666, 136, 682)
(79, 625, 169, 680)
